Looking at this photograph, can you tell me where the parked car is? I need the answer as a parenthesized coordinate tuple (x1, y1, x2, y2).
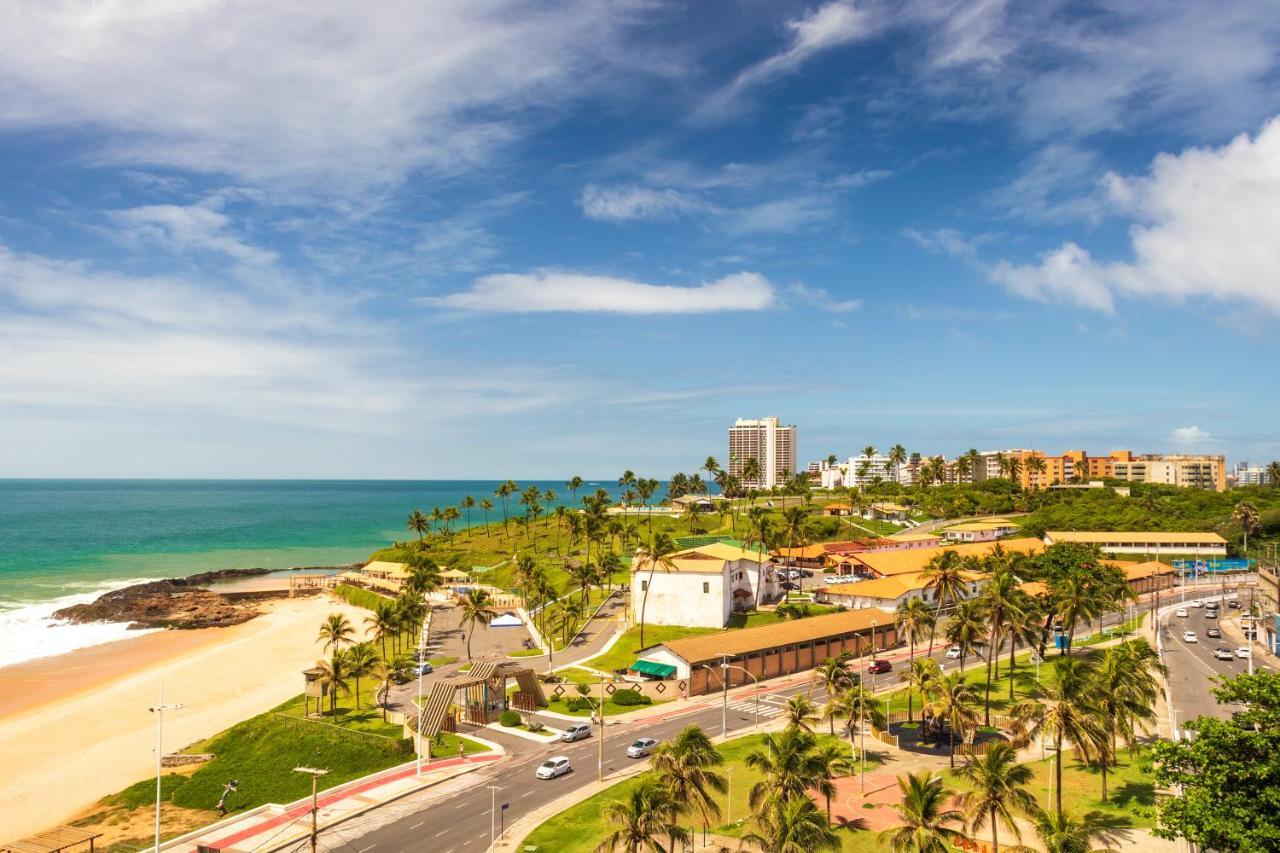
(780, 581, 801, 591)
(1229, 600, 1242, 609)
(867, 659, 892, 674)
(536, 756, 572, 779)
(799, 569, 814, 578)
(1207, 627, 1222, 638)
(626, 738, 658, 758)
(560, 723, 592, 742)
(1183, 631, 1197, 643)
(1175, 608, 1189, 618)
(1237, 647, 1252, 658)
(415, 662, 434, 675)
(1214, 648, 1235, 661)
(945, 646, 962, 659)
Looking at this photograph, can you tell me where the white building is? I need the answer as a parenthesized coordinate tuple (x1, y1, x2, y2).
(814, 570, 985, 612)
(728, 417, 797, 489)
(630, 543, 778, 628)
(847, 453, 896, 486)
(942, 520, 1019, 543)
(1235, 462, 1275, 486)
(1043, 530, 1228, 558)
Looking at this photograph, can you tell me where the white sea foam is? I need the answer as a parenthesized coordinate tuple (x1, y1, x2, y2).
(0, 578, 162, 668)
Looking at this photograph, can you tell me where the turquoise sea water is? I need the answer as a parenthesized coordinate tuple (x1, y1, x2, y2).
(0, 479, 618, 665)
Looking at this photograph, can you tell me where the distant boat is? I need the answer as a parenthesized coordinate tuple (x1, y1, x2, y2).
(588, 482, 600, 486)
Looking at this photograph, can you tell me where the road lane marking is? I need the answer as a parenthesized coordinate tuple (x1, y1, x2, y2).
(435, 829, 449, 837)
(409, 822, 424, 830)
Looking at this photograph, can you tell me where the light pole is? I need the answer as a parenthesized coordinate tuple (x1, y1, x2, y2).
(726, 766, 733, 825)
(149, 685, 184, 853)
(487, 784, 503, 847)
(293, 766, 329, 853)
(598, 676, 607, 782)
(416, 615, 428, 776)
(720, 655, 730, 737)
(720, 660, 761, 728)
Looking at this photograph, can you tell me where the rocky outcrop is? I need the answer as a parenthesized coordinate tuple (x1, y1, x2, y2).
(53, 580, 261, 630)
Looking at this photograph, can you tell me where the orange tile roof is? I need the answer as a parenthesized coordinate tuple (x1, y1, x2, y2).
(657, 608, 886, 664)
(850, 538, 1044, 577)
(1046, 530, 1227, 545)
(772, 544, 828, 559)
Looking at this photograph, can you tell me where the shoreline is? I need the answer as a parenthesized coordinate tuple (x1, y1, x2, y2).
(0, 593, 372, 843)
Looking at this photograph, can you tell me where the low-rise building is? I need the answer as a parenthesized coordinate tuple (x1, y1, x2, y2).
(771, 544, 828, 569)
(1043, 531, 1227, 558)
(629, 543, 777, 628)
(821, 502, 855, 516)
(846, 537, 1045, 578)
(865, 502, 909, 522)
(813, 570, 984, 612)
(942, 520, 1019, 543)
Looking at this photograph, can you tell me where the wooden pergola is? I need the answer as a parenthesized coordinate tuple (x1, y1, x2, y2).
(3, 826, 103, 852)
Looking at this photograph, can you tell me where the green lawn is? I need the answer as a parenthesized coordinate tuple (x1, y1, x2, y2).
(331, 583, 394, 611)
(584, 624, 720, 673)
(727, 604, 839, 629)
(523, 731, 880, 853)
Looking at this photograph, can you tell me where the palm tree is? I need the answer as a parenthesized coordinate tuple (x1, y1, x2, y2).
(743, 507, 775, 609)
(1027, 807, 1120, 853)
(314, 651, 349, 716)
(921, 550, 966, 654)
(863, 444, 878, 461)
(810, 740, 853, 822)
(406, 508, 430, 540)
(783, 694, 820, 732)
(900, 657, 941, 726)
(742, 456, 762, 493)
(1233, 500, 1261, 555)
(682, 502, 701, 534)
(895, 597, 935, 718)
(405, 552, 440, 599)
(318, 612, 355, 655)
(565, 475, 584, 506)
(779, 505, 812, 602)
(703, 457, 720, 496)
(945, 597, 988, 671)
(888, 444, 908, 481)
(742, 795, 842, 853)
(345, 642, 377, 710)
(1004, 592, 1044, 701)
(650, 725, 726, 841)
(370, 655, 396, 722)
(1011, 657, 1107, 816)
(980, 563, 1025, 725)
(922, 671, 979, 767)
(635, 532, 678, 649)
(459, 495, 476, 531)
(567, 559, 595, 605)
(458, 588, 497, 662)
(953, 741, 1038, 852)
(475, 497, 492, 533)
(744, 727, 822, 812)
(810, 657, 853, 733)
(1091, 640, 1163, 801)
(829, 684, 885, 761)
(495, 480, 516, 536)
(594, 776, 685, 853)
(365, 602, 397, 660)
(878, 771, 964, 853)
(1266, 460, 1280, 488)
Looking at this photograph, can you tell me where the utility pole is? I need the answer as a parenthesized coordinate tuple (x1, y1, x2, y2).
(487, 784, 503, 847)
(293, 767, 329, 853)
(598, 677, 607, 782)
(417, 616, 427, 776)
(149, 685, 184, 853)
(720, 654, 730, 738)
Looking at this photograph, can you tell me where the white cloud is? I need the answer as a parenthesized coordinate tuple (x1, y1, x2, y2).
(1171, 425, 1212, 445)
(421, 270, 777, 314)
(107, 200, 277, 266)
(0, 1, 644, 192)
(698, 1, 881, 121)
(830, 169, 892, 189)
(987, 144, 1110, 224)
(725, 195, 836, 234)
(989, 116, 1280, 315)
(787, 283, 863, 314)
(579, 184, 705, 222)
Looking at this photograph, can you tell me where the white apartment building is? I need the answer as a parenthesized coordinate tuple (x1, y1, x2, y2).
(847, 453, 896, 486)
(1235, 462, 1274, 486)
(728, 417, 796, 489)
(630, 543, 778, 628)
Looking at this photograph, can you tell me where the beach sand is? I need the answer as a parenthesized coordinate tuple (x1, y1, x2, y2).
(0, 594, 371, 843)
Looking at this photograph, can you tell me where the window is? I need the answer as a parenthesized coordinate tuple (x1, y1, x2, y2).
(640, 580, 648, 591)
(703, 582, 710, 594)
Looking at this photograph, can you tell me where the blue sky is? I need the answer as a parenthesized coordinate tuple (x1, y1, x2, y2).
(1, 0, 1278, 479)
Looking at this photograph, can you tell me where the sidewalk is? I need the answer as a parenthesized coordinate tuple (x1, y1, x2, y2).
(164, 751, 504, 852)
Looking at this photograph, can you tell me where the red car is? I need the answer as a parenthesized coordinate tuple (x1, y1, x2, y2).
(867, 659, 892, 674)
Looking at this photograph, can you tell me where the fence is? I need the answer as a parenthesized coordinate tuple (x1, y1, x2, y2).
(951, 740, 1000, 758)
(869, 725, 900, 748)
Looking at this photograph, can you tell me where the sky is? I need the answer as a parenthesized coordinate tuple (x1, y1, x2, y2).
(1, 0, 1278, 479)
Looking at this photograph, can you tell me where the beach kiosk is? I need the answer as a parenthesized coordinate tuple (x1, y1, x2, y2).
(413, 660, 546, 735)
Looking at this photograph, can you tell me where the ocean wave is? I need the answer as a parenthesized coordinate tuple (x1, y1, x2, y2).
(0, 577, 163, 669)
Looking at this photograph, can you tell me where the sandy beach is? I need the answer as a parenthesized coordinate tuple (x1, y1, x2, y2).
(0, 593, 371, 843)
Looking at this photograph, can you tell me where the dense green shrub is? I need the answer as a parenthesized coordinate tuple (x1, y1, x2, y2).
(499, 710, 521, 727)
(610, 689, 651, 706)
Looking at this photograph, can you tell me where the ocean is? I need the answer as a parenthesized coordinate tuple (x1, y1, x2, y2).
(0, 479, 617, 667)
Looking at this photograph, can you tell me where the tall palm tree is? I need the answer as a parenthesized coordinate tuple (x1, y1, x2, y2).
(743, 507, 775, 609)
(635, 532, 678, 649)
(980, 563, 1026, 724)
(1027, 807, 1120, 853)
(318, 612, 355, 655)
(370, 655, 396, 722)
(900, 657, 941, 726)
(745, 727, 822, 812)
(406, 509, 430, 540)
(650, 725, 726, 842)
(945, 597, 988, 671)
(810, 657, 853, 733)
(921, 550, 966, 654)
(878, 771, 965, 853)
(888, 444, 908, 481)
(1233, 500, 1261, 554)
(783, 694, 820, 732)
(922, 671, 979, 767)
(567, 558, 595, 605)
(565, 475, 584, 506)
(1091, 640, 1163, 802)
(495, 480, 516, 536)
(953, 741, 1038, 853)
(895, 597, 935, 715)
(742, 795, 842, 853)
(1011, 656, 1107, 816)
(779, 506, 812, 602)
(458, 588, 497, 662)
(702, 457, 720, 497)
(365, 602, 397, 660)
(1004, 591, 1044, 701)
(405, 552, 440, 599)
(314, 651, 349, 716)
(1266, 460, 1280, 488)
(741, 456, 762, 493)
(829, 684, 885, 760)
(478, 498, 493, 533)
(594, 776, 685, 853)
(345, 642, 377, 710)
(810, 740, 853, 822)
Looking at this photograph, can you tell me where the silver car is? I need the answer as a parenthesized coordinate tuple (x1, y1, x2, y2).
(560, 722, 592, 742)
(626, 737, 658, 758)
(536, 756, 572, 779)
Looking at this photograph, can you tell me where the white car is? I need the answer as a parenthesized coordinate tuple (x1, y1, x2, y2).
(1190, 600, 1204, 608)
(1183, 631, 1197, 643)
(945, 646, 962, 659)
(536, 756, 572, 779)
(1175, 609, 1189, 618)
(1237, 647, 1252, 659)
(1214, 648, 1235, 661)
(626, 737, 658, 758)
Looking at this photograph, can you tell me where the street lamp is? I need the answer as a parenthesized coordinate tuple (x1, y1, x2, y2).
(487, 784, 504, 847)
(293, 766, 329, 853)
(720, 659, 762, 728)
(149, 685, 184, 853)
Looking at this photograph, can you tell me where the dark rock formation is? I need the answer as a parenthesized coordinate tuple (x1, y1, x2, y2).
(53, 580, 261, 630)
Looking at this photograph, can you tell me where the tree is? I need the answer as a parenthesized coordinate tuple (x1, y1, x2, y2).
(594, 776, 686, 853)
(314, 651, 349, 716)
(365, 602, 397, 660)
(1091, 640, 1163, 801)
(979, 563, 1025, 725)
(921, 550, 966, 654)
(953, 741, 1038, 853)
(878, 771, 965, 853)
(1026, 454, 1048, 488)
(1153, 672, 1280, 851)
(741, 794, 842, 853)
(779, 505, 812, 602)
(811, 657, 854, 733)
(1027, 808, 1122, 853)
(1266, 460, 1280, 488)
(345, 642, 377, 710)
(745, 727, 822, 812)
(944, 597, 988, 671)
(783, 694, 820, 732)
(479, 498, 493, 532)
(1011, 656, 1107, 816)
(743, 507, 775, 609)
(742, 456, 761, 492)
(828, 684, 885, 762)
(1233, 500, 1261, 554)
(317, 612, 355, 655)
(922, 671, 979, 768)
(681, 501, 701, 534)
(494, 481, 516, 536)
(406, 509, 430, 540)
(635, 533, 678, 648)
(900, 657, 941, 727)
(888, 444, 908, 480)
(650, 725, 726, 841)
(458, 588, 497, 662)
(370, 656, 396, 722)
(810, 740, 853, 822)
(895, 597, 936, 720)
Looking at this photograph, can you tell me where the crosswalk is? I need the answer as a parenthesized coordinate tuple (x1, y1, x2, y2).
(726, 695, 792, 719)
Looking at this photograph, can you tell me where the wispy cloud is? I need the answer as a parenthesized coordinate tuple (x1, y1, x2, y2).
(106, 198, 277, 266)
(420, 270, 777, 314)
(788, 283, 863, 313)
(579, 184, 705, 222)
(1171, 425, 1213, 446)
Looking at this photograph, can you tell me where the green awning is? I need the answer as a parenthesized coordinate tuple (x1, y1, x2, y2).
(631, 659, 677, 678)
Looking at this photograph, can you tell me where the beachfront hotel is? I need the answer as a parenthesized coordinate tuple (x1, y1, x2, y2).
(727, 416, 796, 489)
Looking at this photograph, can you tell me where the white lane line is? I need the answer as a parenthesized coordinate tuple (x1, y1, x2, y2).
(358, 846, 376, 853)
(435, 829, 449, 837)
(520, 790, 533, 798)
(409, 821, 424, 830)
(454, 801, 469, 809)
